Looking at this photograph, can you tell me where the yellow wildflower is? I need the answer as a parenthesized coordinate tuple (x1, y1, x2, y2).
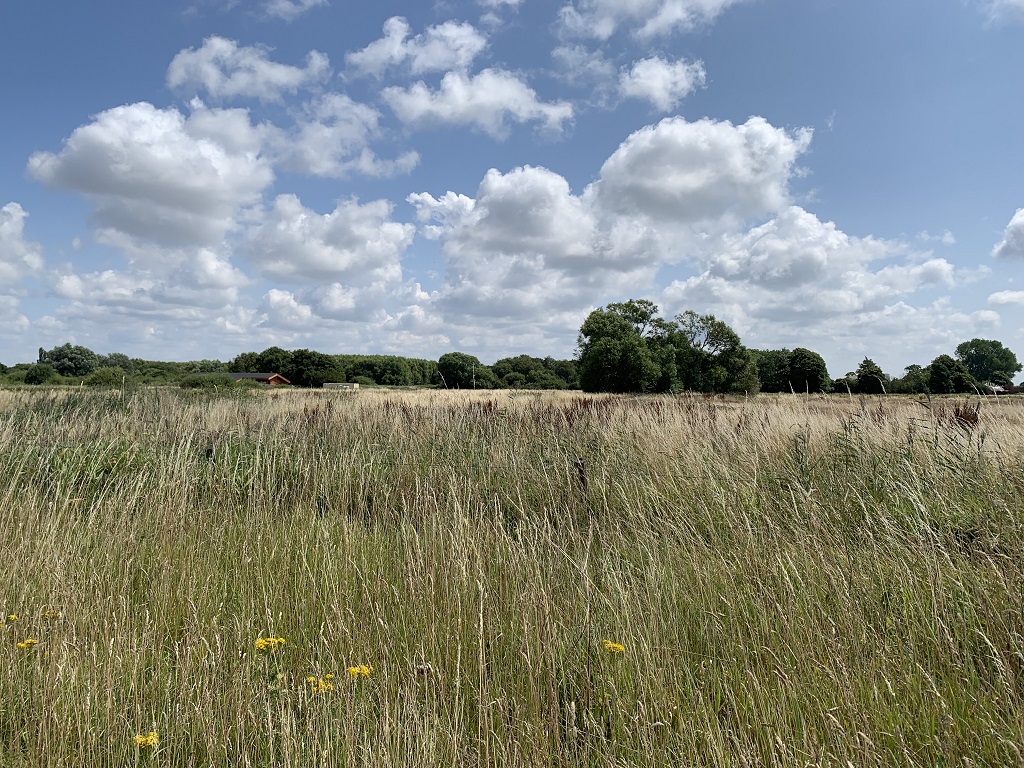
(7, 614, 18, 622)
(306, 674, 335, 693)
(602, 640, 625, 654)
(254, 637, 286, 652)
(347, 664, 372, 678)
(40, 609, 60, 619)
(16, 638, 39, 649)
(133, 731, 159, 748)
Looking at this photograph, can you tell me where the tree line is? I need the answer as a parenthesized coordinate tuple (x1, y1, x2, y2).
(2, 306, 1019, 394)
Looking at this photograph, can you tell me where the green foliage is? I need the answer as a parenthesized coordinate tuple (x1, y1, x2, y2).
(284, 349, 345, 388)
(97, 352, 134, 374)
(577, 302, 758, 394)
(38, 343, 99, 377)
(491, 355, 577, 389)
(890, 364, 930, 394)
(928, 354, 977, 394)
(854, 358, 888, 394)
(84, 367, 126, 387)
(954, 338, 1021, 385)
(180, 373, 236, 389)
(788, 348, 831, 393)
(754, 349, 792, 392)
(24, 363, 59, 385)
(437, 352, 497, 389)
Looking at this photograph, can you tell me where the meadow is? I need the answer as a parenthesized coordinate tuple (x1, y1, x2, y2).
(0, 386, 1022, 767)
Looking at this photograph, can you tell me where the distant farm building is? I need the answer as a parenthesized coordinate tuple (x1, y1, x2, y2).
(323, 382, 359, 391)
(229, 372, 290, 386)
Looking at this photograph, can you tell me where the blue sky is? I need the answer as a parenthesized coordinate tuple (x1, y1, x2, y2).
(2, 0, 1023, 377)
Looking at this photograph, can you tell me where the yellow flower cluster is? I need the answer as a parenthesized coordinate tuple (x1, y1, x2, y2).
(254, 637, 286, 652)
(6, 614, 18, 622)
(16, 638, 39, 649)
(305, 674, 335, 693)
(134, 731, 159, 748)
(347, 664, 372, 678)
(602, 640, 625, 654)
(41, 609, 60, 619)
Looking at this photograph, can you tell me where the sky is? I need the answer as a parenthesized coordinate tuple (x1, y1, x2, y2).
(1, 0, 1023, 377)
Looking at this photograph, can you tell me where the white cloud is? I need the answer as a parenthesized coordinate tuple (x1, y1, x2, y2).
(479, 0, 522, 6)
(988, 290, 1024, 305)
(167, 37, 329, 102)
(273, 93, 419, 178)
(551, 45, 617, 104)
(263, 0, 327, 21)
(27, 101, 273, 247)
(0, 202, 44, 284)
(346, 17, 487, 78)
(984, 0, 1024, 23)
(243, 194, 415, 282)
(618, 56, 706, 111)
(383, 68, 573, 138)
(916, 229, 956, 245)
(993, 208, 1024, 258)
(559, 0, 746, 39)
(595, 116, 812, 230)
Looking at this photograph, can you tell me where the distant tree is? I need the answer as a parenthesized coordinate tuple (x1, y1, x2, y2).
(38, 343, 99, 377)
(577, 306, 660, 393)
(185, 359, 226, 374)
(97, 352, 134, 374)
(788, 348, 830, 393)
(672, 311, 757, 394)
(257, 347, 293, 375)
(229, 352, 263, 373)
(754, 349, 791, 393)
(927, 354, 976, 394)
(437, 352, 497, 389)
(890, 364, 930, 394)
(954, 338, 1021, 386)
(24, 363, 58, 385)
(85, 367, 127, 387)
(854, 358, 888, 394)
(286, 349, 344, 387)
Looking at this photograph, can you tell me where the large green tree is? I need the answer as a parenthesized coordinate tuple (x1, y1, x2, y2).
(577, 303, 662, 393)
(854, 358, 888, 394)
(437, 352, 496, 389)
(928, 354, 976, 394)
(38, 343, 99, 377)
(954, 338, 1021, 386)
(754, 349, 791, 392)
(788, 348, 831, 393)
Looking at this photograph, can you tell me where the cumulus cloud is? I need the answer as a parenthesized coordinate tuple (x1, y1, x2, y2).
(595, 116, 812, 229)
(263, 0, 327, 21)
(383, 69, 573, 138)
(243, 194, 415, 282)
(167, 36, 327, 102)
(988, 290, 1024, 305)
(346, 17, 487, 77)
(0, 202, 44, 284)
(28, 102, 273, 247)
(618, 55, 706, 111)
(167, 36, 329, 102)
(992, 208, 1024, 258)
(664, 206, 954, 321)
(559, 0, 746, 39)
(273, 93, 419, 178)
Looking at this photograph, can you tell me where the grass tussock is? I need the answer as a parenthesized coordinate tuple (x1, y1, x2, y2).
(1, 386, 1023, 767)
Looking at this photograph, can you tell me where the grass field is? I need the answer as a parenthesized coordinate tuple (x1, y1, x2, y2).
(1, 386, 1022, 767)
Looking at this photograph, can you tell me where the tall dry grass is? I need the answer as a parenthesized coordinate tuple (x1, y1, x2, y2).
(1, 386, 1022, 766)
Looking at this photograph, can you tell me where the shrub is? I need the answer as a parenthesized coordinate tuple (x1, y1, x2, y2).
(180, 373, 236, 389)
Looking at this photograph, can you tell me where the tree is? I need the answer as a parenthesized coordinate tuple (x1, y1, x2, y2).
(854, 358, 888, 394)
(38, 343, 99, 377)
(577, 307, 660, 393)
(672, 311, 757, 394)
(890, 364, 929, 394)
(754, 349, 791, 393)
(24, 363, 58, 385)
(437, 352, 496, 389)
(954, 338, 1021, 386)
(285, 349, 344, 387)
(256, 347, 293, 374)
(229, 352, 263, 373)
(927, 355, 976, 394)
(98, 352, 134, 374)
(788, 348, 830, 393)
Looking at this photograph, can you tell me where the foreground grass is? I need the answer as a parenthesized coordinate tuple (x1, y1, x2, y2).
(1, 387, 1022, 766)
